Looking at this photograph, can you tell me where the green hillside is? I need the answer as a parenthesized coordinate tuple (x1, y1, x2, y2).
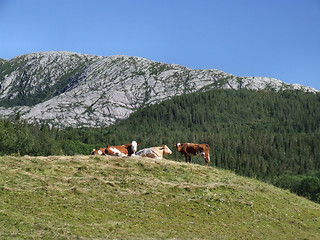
(102, 89, 320, 202)
(0, 155, 319, 239)
(1, 89, 320, 202)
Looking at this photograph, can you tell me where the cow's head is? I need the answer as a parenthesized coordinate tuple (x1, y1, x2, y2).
(131, 141, 140, 153)
(161, 145, 172, 155)
(174, 142, 183, 152)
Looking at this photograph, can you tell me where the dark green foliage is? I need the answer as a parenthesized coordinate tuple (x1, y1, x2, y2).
(273, 172, 320, 202)
(0, 89, 319, 202)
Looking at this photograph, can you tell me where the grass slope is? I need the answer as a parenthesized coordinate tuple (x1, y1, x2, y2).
(0, 155, 319, 239)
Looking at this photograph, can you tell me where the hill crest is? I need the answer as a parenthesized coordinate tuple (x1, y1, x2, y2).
(0, 154, 319, 239)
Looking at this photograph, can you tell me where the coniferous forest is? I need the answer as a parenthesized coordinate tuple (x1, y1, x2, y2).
(1, 89, 320, 202)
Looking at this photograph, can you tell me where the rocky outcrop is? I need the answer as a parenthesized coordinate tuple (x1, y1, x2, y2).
(0, 51, 317, 128)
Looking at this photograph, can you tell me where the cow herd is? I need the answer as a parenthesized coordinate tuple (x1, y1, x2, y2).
(91, 141, 210, 166)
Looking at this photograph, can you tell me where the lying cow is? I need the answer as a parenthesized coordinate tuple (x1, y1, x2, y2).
(174, 142, 210, 166)
(136, 145, 172, 159)
(91, 148, 107, 155)
(105, 141, 140, 157)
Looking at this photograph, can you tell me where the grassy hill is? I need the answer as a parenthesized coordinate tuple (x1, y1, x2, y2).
(0, 89, 320, 204)
(0, 155, 319, 239)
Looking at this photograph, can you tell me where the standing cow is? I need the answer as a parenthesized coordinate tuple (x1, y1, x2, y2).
(136, 145, 172, 159)
(174, 142, 210, 166)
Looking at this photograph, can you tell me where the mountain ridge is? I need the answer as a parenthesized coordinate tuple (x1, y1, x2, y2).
(0, 51, 318, 128)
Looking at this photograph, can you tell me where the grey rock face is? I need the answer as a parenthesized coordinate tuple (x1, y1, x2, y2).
(0, 51, 317, 128)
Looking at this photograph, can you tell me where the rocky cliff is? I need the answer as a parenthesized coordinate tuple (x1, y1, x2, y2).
(0, 51, 317, 128)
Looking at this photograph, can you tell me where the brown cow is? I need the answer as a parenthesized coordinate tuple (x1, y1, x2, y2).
(174, 142, 210, 166)
(91, 148, 107, 155)
(105, 141, 140, 157)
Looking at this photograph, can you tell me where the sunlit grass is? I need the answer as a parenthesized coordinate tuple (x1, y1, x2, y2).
(0, 155, 319, 239)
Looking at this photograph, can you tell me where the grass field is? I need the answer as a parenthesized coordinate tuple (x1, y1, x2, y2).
(0, 155, 319, 239)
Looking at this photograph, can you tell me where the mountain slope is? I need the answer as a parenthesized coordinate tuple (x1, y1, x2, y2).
(0, 155, 319, 239)
(0, 51, 318, 128)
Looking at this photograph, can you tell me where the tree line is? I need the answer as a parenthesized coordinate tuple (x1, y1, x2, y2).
(0, 89, 319, 202)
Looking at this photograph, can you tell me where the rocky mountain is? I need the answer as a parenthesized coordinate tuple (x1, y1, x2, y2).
(0, 51, 318, 128)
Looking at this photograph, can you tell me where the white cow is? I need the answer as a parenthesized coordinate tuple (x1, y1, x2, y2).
(136, 145, 172, 159)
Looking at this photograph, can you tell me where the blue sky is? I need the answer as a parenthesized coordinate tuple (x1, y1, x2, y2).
(1, 0, 320, 90)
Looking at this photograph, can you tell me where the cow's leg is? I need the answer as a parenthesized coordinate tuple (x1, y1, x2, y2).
(185, 155, 188, 163)
(205, 159, 209, 166)
(201, 152, 210, 166)
(188, 156, 191, 163)
(205, 153, 210, 166)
